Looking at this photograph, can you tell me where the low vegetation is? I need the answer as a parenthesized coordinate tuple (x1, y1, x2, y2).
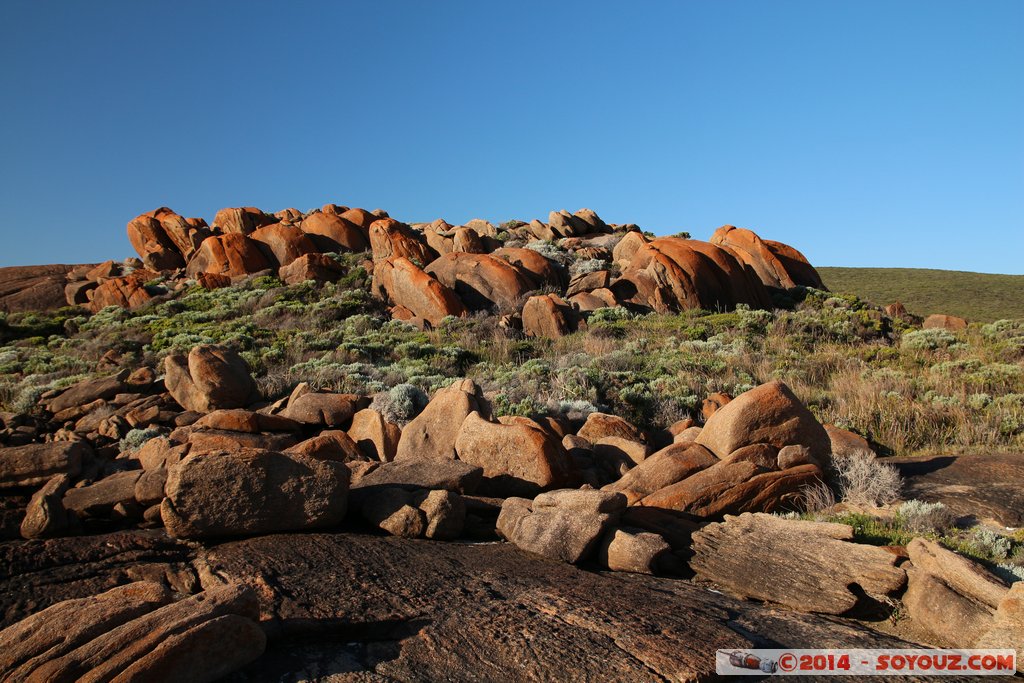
(1, 261, 1022, 457)
(819, 267, 1024, 323)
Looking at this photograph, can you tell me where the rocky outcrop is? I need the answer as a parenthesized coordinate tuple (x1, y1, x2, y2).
(278, 253, 344, 285)
(164, 344, 260, 413)
(0, 442, 87, 489)
(425, 252, 535, 312)
(902, 538, 1009, 647)
(249, 222, 317, 267)
(604, 443, 717, 504)
(161, 448, 350, 538)
(614, 237, 774, 312)
(212, 206, 276, 235)
(710, 225, 824, 289)
(691, 513, 907, 613)
(0, 265, 84, 313)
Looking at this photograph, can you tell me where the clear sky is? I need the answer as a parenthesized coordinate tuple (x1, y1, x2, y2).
(1, 1, 1021, 273)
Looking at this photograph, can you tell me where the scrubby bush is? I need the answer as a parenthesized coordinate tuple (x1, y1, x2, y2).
(901, 328, 957, 350)
(830, 452, 902, 507)
(894, 499, 956, 533)
(119, 427, 161, 453)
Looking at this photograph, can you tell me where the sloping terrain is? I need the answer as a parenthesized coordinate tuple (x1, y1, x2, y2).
(819, 267, 1024, 322)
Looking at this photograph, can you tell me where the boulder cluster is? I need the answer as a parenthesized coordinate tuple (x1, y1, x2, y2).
(2, 337, 1023, 675)
(49, 203, 825, 336)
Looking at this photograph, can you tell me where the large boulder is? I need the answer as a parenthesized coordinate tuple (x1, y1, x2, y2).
(455, 412, 570, 497)
(522, 294, 579, 338)
(695, 381, 830, 463)
(352, 458, 483, 495)
(598, 526, 671, 574)
(63, 470, 142, 518)
(691, 513, 906, 614)
(395, 379, 488, 462)
(300, 211, 370, 252)
(164, 345, 259, 413)
(492, 247, 567, 290)
(0, 442, 87, 489)
(425, 252, 535, 312)
(278, 253, 345, 285)
(348, 408, 402, 461)
(374, 257, 466, 327)
(212, 206, 275, 234)
(978, 582, 1024, 673)
(125, 210, 187, 271)
(638, 459, 821, 518)
(20, 474, 72, 539)
(578, 413, 644, 444)
(45, 372, 130, 414)
(604, 443, 718, 505)
(86, 270, 160, 312)
(613, 237, 773, 313)
(185, 233, 274, 279)
(279, 392, 363, 427)
(496, 490, 626, 564)
(161, 448, 350, 538)
(923, 314, 968, 332)
(902, 538, 1009, 647)
(369, 218, 437, 267)
(710, 225, 824, 289)
(249, 222, 317, 267)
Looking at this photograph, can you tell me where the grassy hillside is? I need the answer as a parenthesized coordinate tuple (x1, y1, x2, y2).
(819, 267, 1024, 323)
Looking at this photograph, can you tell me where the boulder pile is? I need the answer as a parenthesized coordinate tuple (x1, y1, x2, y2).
(3, 202, 830, 338)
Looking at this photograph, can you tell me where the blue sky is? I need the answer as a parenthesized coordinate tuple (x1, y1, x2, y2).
(1, 1, 1021, 273)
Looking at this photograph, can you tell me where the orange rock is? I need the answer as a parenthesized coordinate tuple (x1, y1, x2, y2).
(639, 460, 821, 517)
(492, 247, 567, 289)
(522, 294, 578, 338)
(212, 207, 275, 235)
(87, 271, 160, 312)
(701, 392, 732, 421)
(126, 211, 186, 271)
(424, 252, 534, 312)
(300, 212, 370, 253)
(339, 207, 378, 230)
(278, 253, 344, 285)
(249, 223, 317, 267)
(923, 314, 968, 331)
(604, 442, 717, 505)
(452, 227, 485, 253)
(375, 257, 466, 327)
(348, 408, 402, 462)
(578, 413, 645, 443)
(710, 225, 824, 290)
(369, 218, 437, 266)
(185, 234, 274, 279)
(395, 379, 489, 462)
(455, 411, 571, 497)
(695, 381, 830, 463)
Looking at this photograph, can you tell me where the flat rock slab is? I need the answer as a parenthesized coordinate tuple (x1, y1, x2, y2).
(894, 454, 1024, 527)
(205, 533, 948, 682)
(0, 530, 194, 627)
(0, 530, 981, 682)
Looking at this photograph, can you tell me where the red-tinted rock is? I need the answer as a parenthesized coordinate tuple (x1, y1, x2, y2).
(425, 252, 534, 312)
(249, 223, 317, 267)
(375, 257, 466, 327)
(522, 294, 578, 338)
(923, 314, 968, 331)
(212, 207, 275, 235)
(185, 234, 273, 279)
(278, 253, 345, 285)
(300, 212, 370, 253)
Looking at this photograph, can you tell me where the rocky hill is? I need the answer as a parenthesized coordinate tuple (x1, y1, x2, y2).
(0, 203, 1021, 680)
